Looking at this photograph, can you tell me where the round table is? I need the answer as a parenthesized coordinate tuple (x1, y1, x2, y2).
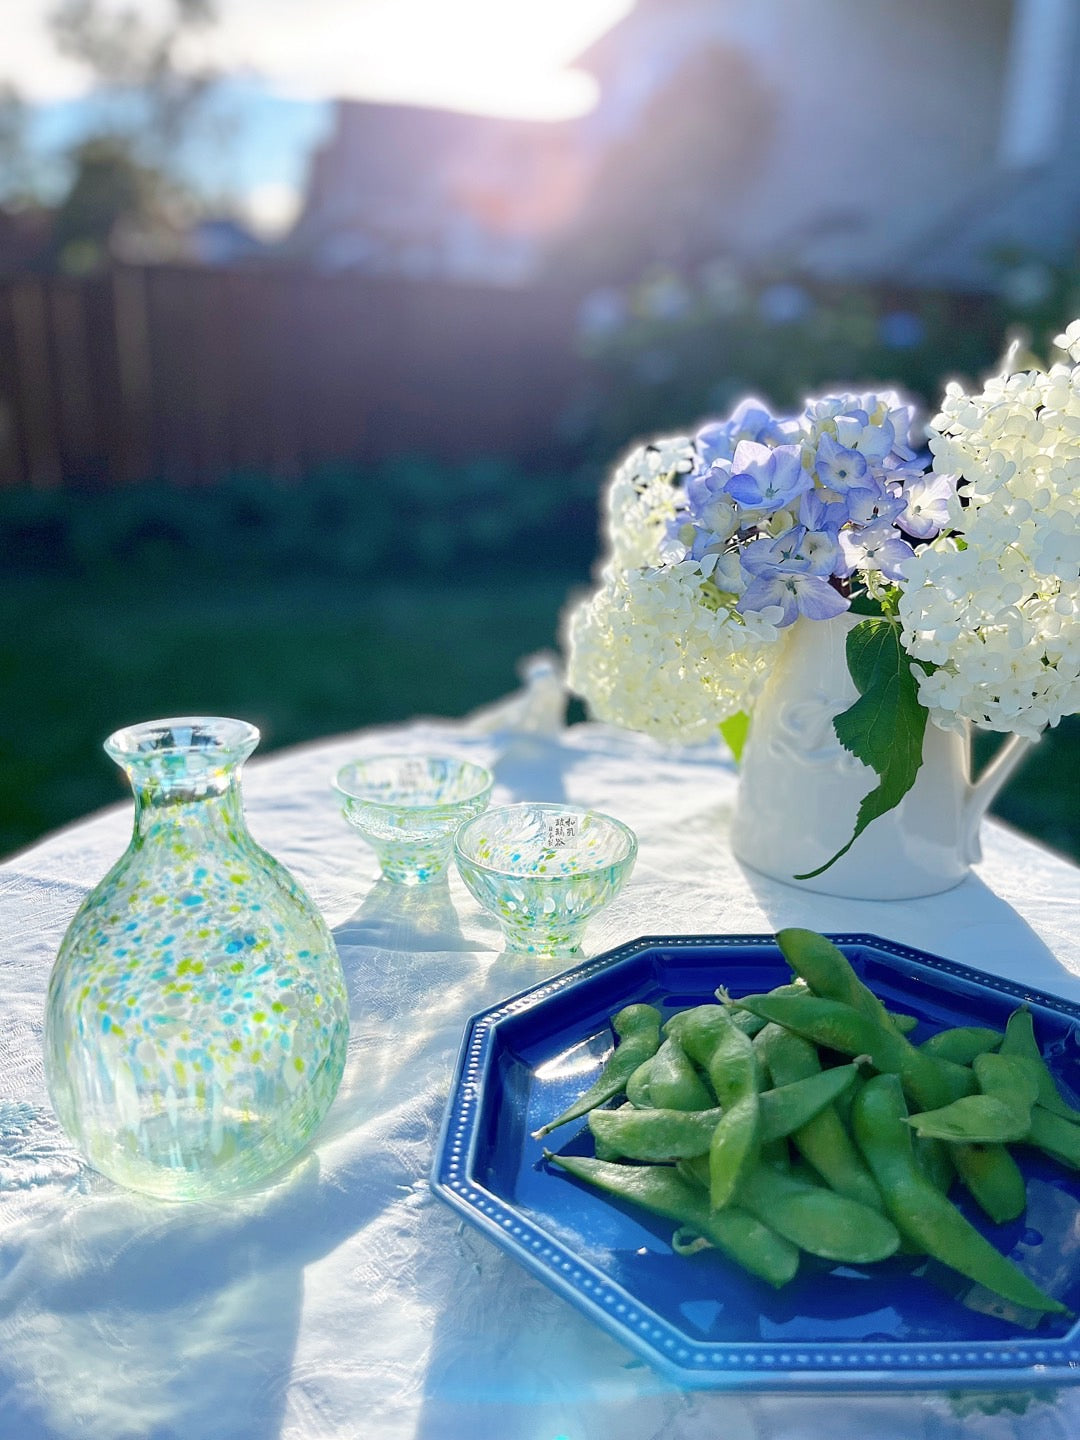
(3, 680, 1079, 1440)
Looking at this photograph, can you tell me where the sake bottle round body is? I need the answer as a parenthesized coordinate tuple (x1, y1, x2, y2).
(44, 718, 350, 1201)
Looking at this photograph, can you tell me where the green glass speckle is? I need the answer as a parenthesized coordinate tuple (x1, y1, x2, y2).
(44, 716, 350, 1202)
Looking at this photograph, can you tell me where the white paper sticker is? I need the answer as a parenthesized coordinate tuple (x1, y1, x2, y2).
(546, 814, 579, 848)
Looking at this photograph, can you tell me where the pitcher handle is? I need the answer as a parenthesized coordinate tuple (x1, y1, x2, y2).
(963, 731, 1037, 864)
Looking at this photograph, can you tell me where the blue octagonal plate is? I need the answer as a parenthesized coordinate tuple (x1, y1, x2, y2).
(430, 933, 1080, 1392)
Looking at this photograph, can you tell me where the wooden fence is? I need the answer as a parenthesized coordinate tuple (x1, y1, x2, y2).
(0, 265, 587, 488)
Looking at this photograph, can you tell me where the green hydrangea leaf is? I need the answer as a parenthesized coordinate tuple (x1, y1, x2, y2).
(795, 617, 928, 879)
(720, 711, 750, 765)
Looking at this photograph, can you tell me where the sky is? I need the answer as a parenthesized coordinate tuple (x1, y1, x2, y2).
(1, 0, 633, 233)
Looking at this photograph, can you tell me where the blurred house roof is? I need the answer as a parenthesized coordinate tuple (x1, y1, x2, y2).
(289, 104, 592, 284)
(291, 0, 1080, 290)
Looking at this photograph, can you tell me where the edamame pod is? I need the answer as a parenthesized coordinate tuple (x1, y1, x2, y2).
(973, 1051, 1040, 1105)
(663, 1006, 763, 1103)
(725, 980, 806, 1032)
(905, 1095, 1031, 1144)
(737, 1163, 901, 1265)
(1026, 1106, 1080, 1169)
(950, 1142, 1027, 1225)
(913, 1135, 953, 1195)
(626, 1036, 714, 1112)
(755, 1022, 884, 1212)
(587, 1104, 724, 1161)
(546, 1151, 800, 1288)
(709, 1092, 761, 1210)
(889, 1012, 920, 1035)
(533, 1004, 662, 1138)
(776, 928, 901, 1035)
(734, 991, 974, 1113)
(921, 1026, 1003, 1065)
(757, 1063, 862, 1144)
(1001, 1008, 1080, 1123)
(852, 1073, 1068, 1316)
(663, 1005, 764, 1208)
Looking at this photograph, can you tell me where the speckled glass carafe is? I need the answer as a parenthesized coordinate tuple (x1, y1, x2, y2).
(44, 717, 350, 1201)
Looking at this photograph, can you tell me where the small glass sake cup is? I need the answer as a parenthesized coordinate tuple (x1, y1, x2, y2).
(334, 754, 494, 885)
(453, 802, 638, 957)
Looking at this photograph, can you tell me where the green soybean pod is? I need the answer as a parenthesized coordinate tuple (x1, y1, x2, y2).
(950, 1142, 1027, 1225)
(735, 991, 974, 1113)
(725, 1008, 769, 1039)
(533, 1004, 662, 1138)
(1026, 1106, 1080, 1169)
(889, 1012, 920, 1035)
(626, 1036, 714, 1112)
(587, 1105, 724, 1162)
(736, 1164, 901, 1264)
(1000, 1008, 1080, 1123)
(775, 928, 901, 1034)
(678, 1153, 711, 1190)
(973, 1052, 1040, 1117)
(852, 1073, 1068, 1316)
(913, 1135, 954, 1195)
(905, 1095, 1031, 1145)
(757, 1063, 861, 1144)
(755, 1022, 884, 1212)
(546, 1151, 799, 1288)
(664, 1005, 763, 1105)
(921, 1026, 1003, 1065)
(759, 1137, 791, 1172)
(725, 980, 807, 1027)
(664, 1004, 765, 1210)
(709, 1091, 761, 1211)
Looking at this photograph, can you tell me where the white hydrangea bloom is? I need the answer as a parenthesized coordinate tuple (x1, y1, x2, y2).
(567, 431, 783, 737)
(1054, 320, 1080, 362)
(900, 333, 1080, 735)
(604, 438, 694, 570)
(564, 561, 776, 741)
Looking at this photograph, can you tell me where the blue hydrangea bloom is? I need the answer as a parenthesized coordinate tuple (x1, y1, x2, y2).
(696, 398, 799, 466)
(725, 442, 812, 511)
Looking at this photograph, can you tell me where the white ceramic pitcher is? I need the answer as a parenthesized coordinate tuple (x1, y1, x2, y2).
(731, 612, 1034, 899)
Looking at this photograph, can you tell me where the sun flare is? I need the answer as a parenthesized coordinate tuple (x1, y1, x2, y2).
(208, 0, 635, 119)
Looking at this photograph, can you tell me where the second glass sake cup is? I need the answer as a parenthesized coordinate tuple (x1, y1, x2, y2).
(453, 802, 638, 956)
(334, 754, 494, 884)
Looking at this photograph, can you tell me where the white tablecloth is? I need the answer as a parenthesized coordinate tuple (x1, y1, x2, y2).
(2, 674, 1079, 1440)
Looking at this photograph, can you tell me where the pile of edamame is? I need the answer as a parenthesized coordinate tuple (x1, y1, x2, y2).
(541, 928, 1077, 1323)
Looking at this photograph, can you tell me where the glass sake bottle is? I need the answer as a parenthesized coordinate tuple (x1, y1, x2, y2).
(44, 717, 350, 1201)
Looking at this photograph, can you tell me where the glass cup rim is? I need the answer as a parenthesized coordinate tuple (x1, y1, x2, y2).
(104, 716, 260, 766)
(452, 801, 638, 879)
(333, 753, 494, 812)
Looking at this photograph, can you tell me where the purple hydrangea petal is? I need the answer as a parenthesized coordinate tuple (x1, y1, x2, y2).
(738, 575, 800, 627)
(814, 433, 869, 493)
(845, 480, 906, 528)
(794, 574, 851, 621)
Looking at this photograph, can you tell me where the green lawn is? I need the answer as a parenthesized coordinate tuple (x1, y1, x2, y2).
(2, 567, 1077, 864)
(0, 569, 586, 859)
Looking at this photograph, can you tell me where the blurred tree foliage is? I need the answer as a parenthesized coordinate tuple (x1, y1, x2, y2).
(0, 1, 223, 272)
(49, 0, 219, 152)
